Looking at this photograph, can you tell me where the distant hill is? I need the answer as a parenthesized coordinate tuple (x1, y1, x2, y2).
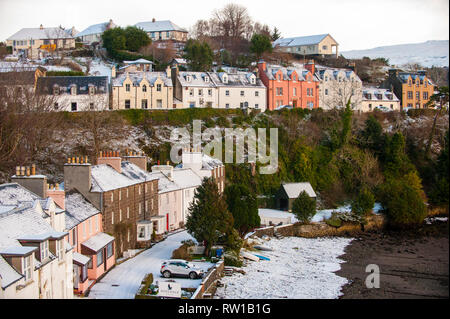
(342, 40, 449, 68)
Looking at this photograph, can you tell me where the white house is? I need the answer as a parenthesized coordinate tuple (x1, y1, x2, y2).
(361, 87, 401, 112)
(0, 183, 73, 299)
(75, 20, 116, 45)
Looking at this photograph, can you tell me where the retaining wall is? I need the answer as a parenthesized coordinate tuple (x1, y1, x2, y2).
(192, 260, 225, 299)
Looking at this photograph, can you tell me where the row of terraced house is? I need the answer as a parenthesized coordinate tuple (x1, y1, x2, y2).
(0, 149, 225, 298)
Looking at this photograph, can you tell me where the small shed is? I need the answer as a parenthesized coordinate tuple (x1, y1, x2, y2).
(275, 182, 316, 212)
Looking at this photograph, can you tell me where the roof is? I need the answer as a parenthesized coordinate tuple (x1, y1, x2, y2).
(201, 154, 223, 170)
(64, 192, 100, 230)
(123, 58, 154, 65)
(178, 72, 215, 88)
(397, 72, 434, 85)
(314, 65, 360, 82)
(72, 252, 91, 265)
(36, 76, 109, 95)
(0, 255, 22, 289)
(112, 71, 172, 87)
(7, 27, 73, 41)
(281, 182, 316, 199)
(362, 87, 399, 102)
(81, 232, 114, 252)
(262, 64, 319, 82)
(0, 183, 39, 208)
(171, 169, 202, 189)
(0, 70, 36, 86)
(273, 34, 334, 47)
(135, 20, 188, 33)
(75, 21, 116, 37)
(0, 246, 37, 256)
(258, 208, 296, 222)
(90, 162, 158, 193)
(208, 72, 265, 88)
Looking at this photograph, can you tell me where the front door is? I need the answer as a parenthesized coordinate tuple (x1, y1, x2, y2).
(166, 214, 169, 231)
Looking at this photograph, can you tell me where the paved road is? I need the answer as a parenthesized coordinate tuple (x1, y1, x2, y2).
(88, 230, 210, 299)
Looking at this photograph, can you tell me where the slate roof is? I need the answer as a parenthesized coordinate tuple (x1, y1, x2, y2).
(0, 71, 36, 86)
(7, 27, 74, 41)
(273, 34, 333, 47)
(178, 72, 215, 88)
(81, 232, 114, 252)
(263, 64, 319, 82)
(281, 182, 316, 199)
(36, 76, 109, 95)
(135, 20, 188, 33)
(362, 87, 399, 102)
(73, 252, 90, 265)
(397, 72, 434, 85)
(111, 72, 172, 87)
(75, 21, 116, 37)
(208, 72, 265, 88)
(65, 192, 101, 230)
(0, 183, 39, 208)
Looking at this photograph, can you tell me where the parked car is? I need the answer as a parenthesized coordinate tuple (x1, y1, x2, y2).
(160, 259, 204, 279)
(374, 105, 391, 112)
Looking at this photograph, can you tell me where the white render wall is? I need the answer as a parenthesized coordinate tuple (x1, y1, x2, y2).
(216, 86, 267, 111)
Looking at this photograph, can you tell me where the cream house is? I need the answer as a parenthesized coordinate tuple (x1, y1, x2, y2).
(273, 34, 339, 57)
(111, 68, 173, 110)
(208, 71, 267, 111)
(135, 19, 188, 42)
(361, 87, 400, 112)
(6, 25, 75, 60)
(172, 70, 217, 108)
(0, 182, 73, 299)
(315, 65, 362, 110)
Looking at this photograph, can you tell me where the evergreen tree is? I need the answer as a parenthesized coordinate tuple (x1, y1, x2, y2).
(249, 34, 273, 61)
(271, 27, 281, 41)
(183, 39, 214, 71)
(224, 184, 260, 237)
(185, 177, 233, 256)
(352, 188, 375, 216)
(124, 26, 151, 52)
(291, 191, 316, 223)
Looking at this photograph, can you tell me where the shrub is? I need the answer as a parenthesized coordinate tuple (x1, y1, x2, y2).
(292, 191, 316, 223)
(325, 214, 342, 228)
(171, 244, 191, 260)
(352, 188, 375, 216)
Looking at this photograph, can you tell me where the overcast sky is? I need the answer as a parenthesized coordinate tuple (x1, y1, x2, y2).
(0, 0, 448, 51)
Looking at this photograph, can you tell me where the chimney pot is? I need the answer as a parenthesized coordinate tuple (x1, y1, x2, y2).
(21, 166, 25, 176)
(31, 164, 36, 175)
(26, 167, 30, 176)
(85, 156, 88, 163)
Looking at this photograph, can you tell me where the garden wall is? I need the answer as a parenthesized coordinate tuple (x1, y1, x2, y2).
(192, 260, 225, 299)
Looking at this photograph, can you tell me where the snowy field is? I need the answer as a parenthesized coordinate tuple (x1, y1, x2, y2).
(215, 236, 353, 299)
(88, 231, 213, 299)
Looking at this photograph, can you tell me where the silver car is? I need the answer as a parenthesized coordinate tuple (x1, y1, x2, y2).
(160, 259, 204, 279)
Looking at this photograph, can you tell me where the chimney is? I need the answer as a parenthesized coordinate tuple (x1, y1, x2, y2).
(151, 164, 174, 180)
(258, 60, 267, 72)
(11, 164, 48, 198)
(97, 151, 122, 173)
(305, 60, 315, 74)
(111, 65, 116, 78)
(64, 156, 92, 196)
(166, 65, 171, 78)
(181, 147, 202, 173)
(152, 18, 156, 23)
(40, 24, 43, 30)
(47, 183, 65, 210)
(122, 151, 148, 172)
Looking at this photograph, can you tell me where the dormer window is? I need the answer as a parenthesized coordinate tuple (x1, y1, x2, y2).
(53, 86, 59, 95)
(126, 84, 130, 92)
(222, 75, 228, 84)
(186, 75, 191, 82)
(40, 240, 49, 260)
(89, 86, 95, 95)
(142, 84, 147, 92)
(204, 76, 209, 83)
(70, 85, 77, 95)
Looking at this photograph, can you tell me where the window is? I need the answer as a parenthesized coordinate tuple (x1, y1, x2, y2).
(54, 102, 59, 110)
(369, 104, 372, 109)
(416, 92, 420, 100)
(225, 90, 230, 96)
(423, 92, 428, 100)
(142, 85, 147, 92)
(276, 88, 283, 96)
(166, 193, 169, 204)
(189, 89, 194, 96)
(127, 207, 129, 219)
(126, 84, 130, 92)
(157, 99, 162, 108)
(119, 190, 122, 201)
(89, 86, 95, 95)
(145, 184, 148, 193)
(23, 255, 32, 281)
(138, 226, 146, 239)
(89, 103, 94, 110)
(139, 203, 142, 215)
(71, 102, 77, 111)
(142, 99, 148, 109)
(157, 84, 162, 92)
(40, 241, 48, 261)
(57, 239, 64, 261)
(208, 89, 212, 96)
(53, 86, 59, 95)
(255, 91, 259, 97)
(125, 100, 131, 109)
(119, 209, 122, 222)
(107, 242, 113, 258)
(293, 88, 297, 96)
(390, 104, 394, 109)
(97, 250, 103, 267)
(111, 193, 114, 202)
(325, 89, 328, 96)
(198, 89, 203, 96)
(408, 91, 413, 99)
(255, 104, 259, 109)
(240, 91, 245, 97)
(127, 229, 130, 242)
(225, 103, 230, 109)
(126, 189, 129, 198)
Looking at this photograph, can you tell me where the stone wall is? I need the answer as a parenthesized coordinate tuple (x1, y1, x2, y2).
(192, 260, 225, 299)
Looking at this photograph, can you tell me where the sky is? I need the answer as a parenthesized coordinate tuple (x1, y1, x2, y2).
(0, 0, 448, 51)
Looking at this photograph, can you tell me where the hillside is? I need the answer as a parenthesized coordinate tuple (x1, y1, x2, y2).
(342, 40, 449, 68)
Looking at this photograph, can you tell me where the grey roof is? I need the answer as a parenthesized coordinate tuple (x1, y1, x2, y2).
(123, 58, 154, 65)
(7, 27, 74, 41)
(75, 21, 116, 37)
(36, 76, 109, 95)
(135, 20, 188, 33)
(397, 72, 434, 85)
(0, 255, 23, 289)
(0, 246, 37, 256)
(208, 72, 265, 88)
(281, 182, 316, 199)
(263, 64, 319, 82)
(81, 232, 114, 252)
(0, 183, 39, 208)
(273, 34, 333, 47)
(73, 252, 90, 265)
(112, 72, 172, 87)
(314, 65, 360, 81)
(362, 87, 399, 102)
(178, 72, 215, 88)
(65, 192, 101, 230)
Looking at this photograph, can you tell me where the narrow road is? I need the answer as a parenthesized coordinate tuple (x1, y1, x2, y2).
(88, 230, 204, 299)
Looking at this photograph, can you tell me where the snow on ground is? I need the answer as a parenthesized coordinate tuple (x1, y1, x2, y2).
(216, 236, 353, 299)
(88, 231, 213, 299)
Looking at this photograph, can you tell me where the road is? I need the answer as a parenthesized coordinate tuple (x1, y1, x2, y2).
(88, 230, 211, 299)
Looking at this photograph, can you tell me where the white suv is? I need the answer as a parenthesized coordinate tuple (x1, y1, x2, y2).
(160, 259, 204, 279)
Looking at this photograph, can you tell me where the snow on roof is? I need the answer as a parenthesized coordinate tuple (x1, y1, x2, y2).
(178, 72, 215, 88)
(258, 209, 297, 223)
(81, 232, 114, 252)
(0, 246, 37, 256)
(7, 27, 73, 41)
(263, 64, 319, 82)
(282, 182, 316, 199)
(171, 169, 202, 189)
(362, 87, 399, 102)
(75, 21, 115, 37)
(123, 58, 154, 65)
(273, 34, 331, 47)
(65, 192, 100, 230)
(202, 154, 223, 170)
(0, 255, 23, 289)
(112, 72, 172, 87)
(73, 252, 91, 265)
(135, 20, 188, 33)
(0, 183, 39, 207)
(208, 72, 265, 88)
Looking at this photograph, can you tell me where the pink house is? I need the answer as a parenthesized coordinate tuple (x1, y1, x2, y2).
(62, 191, 115, 295)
